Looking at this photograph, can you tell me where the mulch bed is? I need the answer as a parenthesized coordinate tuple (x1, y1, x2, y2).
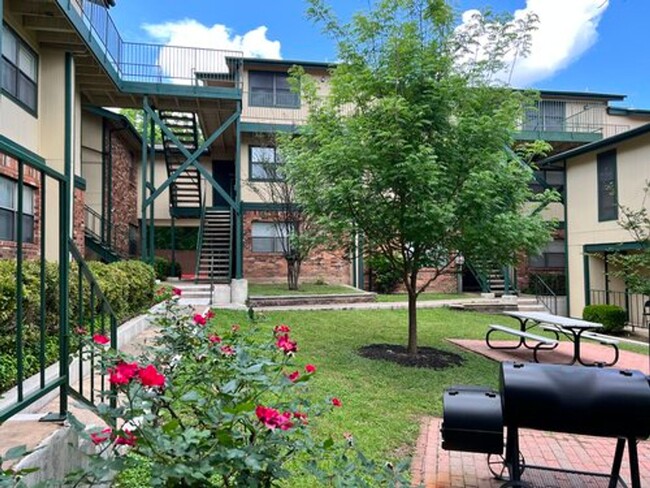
(358, 344, 464, 369)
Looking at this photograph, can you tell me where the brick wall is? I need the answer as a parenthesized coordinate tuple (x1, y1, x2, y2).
(516, 228, 566, 291)
(0, 152, 41, 259)
(73, 187, 85, 254)
(105, 130, 139, 257)
(243, 210, 351, 284)
(388, 269, 459, 294)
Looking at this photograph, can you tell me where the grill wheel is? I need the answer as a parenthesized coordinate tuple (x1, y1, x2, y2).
(487, 450, 526, 481)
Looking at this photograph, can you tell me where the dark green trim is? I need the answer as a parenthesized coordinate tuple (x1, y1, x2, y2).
(541, 122, 650, 166)
(235, 104, 243, 279)
(0, 1, 3, 93)
(74, 175, 87, 190)
(535, 89, 625, 101)
(83, 105, 141, 143)
(583, 252, 590, 307)
(0, 378, 66, 423)
(241, 122, 300, 134)
(597, 149, 618, 222)
(240, 57, 335, 70)
(0, 135, 67, 180)
(607, 107, 650, 117)
(584, 242, 645, 253)
(242, 202, 296, 212)
(563, 161, 570, 315)
(120, 81, 241, 100)
(514, 130, 601, 143)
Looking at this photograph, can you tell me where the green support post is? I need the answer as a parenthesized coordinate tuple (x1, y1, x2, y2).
(234, 104, 243, 279)
(0, 0, 3, 86)
(149, 116, 155, 261)
(583, 252, 591, 307)
(140, 97, 150, 262)
(171, 217, 176, 278)
(16, 162, 24, 402)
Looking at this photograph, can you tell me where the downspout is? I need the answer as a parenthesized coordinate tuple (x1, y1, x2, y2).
(0, 0, 4, 97)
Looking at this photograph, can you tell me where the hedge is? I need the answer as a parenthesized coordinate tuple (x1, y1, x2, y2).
(152, 256, 182, 280)
(582, 304, 627, 335)
(0, 258, 156, 392)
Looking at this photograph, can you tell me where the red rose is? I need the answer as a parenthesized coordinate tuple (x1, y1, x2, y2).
(90, 427, 112, 445)
(286, 371, 300, 382)
(209, 335, 222, 344)
(206, 310, 215, 319)
(276, 334, 297, 355)
(273, 324, 291, 335)
(305, 364, 316, 374)
(93, 334, 110, 345)
(172, 287, 182, 296)
(332, 397, 342, 407)
(220, 345, 236, 356)
(193, 314, 207, 326)
(109, 362, 139, 386)
(293, 411, 308, 424)
(255, 405, 294, 431)
(138, 364, 166, 388)
(115, 430, 137, 446)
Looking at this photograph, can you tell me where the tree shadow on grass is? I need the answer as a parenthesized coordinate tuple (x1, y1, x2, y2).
(358, 344, 464, 369)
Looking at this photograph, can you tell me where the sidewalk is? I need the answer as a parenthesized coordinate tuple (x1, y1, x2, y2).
(252, 297, 502, 312)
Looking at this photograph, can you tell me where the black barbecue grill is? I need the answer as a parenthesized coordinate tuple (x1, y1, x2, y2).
(441, 362, 650, 488)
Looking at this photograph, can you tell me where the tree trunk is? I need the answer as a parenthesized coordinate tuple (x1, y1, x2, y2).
(407, 289, 418, 355)
(287, 258, 301, 290)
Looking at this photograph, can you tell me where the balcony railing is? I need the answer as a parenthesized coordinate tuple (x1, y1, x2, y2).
(68, 0, 243, 86)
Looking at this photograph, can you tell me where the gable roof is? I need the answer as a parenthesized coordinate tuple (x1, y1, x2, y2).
(540, 122, 650, 165)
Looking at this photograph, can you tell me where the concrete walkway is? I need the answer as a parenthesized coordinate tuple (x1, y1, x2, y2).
(252, 297, 502, 312)
(412, 417, 650, 487)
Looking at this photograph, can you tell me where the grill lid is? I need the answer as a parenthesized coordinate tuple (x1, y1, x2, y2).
(500, 362, 650, 439)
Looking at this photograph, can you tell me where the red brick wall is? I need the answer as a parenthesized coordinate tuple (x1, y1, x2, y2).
(516, 228, 566, 291)
(106, 131, 139, 257)
(0, 152, 41, 259)
(73, 187, 85, 254)
(243, 210, 351, 284)
(386, 269, 458, 294)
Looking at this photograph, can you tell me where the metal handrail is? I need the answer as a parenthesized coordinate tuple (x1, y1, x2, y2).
(529, 272, 559, 315)
(465, 261, 490, 293)
(84, 205, 129, 258)
(194, 187, 208, 283)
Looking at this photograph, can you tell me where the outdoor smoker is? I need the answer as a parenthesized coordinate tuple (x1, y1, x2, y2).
(441, 362, 650, 488)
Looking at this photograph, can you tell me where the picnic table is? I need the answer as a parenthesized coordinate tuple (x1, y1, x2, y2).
(486, 311, 619, 366)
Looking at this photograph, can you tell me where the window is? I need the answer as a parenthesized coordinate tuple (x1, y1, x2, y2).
(250, 146, 284, 181)
(523, 101, 566, 132)
(0, 175, 35, 243)
(251, 222, 289, 253)
(249, 71, 300, 108)
(2, 25, 38, 114)
(530, 169, 565, 194)
(597, 149, 617, 221)
(529, 239, 565, 269)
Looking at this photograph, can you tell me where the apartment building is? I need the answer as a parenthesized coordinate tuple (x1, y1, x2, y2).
(2, 0, 650, 304)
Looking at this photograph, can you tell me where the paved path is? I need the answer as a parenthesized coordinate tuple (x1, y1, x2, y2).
(412, 417, 650, 487)
(253, 297, 502, 312)
(449, 339, 649, 374)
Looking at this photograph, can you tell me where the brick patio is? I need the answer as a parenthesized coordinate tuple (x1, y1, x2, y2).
(449, 339, 649, 374)
(412, 417, 650, 487)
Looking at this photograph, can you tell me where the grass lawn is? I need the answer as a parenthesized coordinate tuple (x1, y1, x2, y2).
(213, 307, 503, 474)
(377, 292, 476, 302)
(248, 282, 361, 296)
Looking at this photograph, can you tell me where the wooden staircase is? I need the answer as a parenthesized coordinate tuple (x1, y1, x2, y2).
(160, 111, 202, 210)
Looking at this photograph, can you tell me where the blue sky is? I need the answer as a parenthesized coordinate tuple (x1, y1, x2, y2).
(109, 0, 650, 108)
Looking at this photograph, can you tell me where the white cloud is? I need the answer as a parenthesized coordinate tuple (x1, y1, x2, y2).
(458, 0, 609, 86)
(138, 19, 282, 83)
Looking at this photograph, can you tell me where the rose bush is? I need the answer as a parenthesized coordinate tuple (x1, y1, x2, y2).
(69, 298, 406, 487)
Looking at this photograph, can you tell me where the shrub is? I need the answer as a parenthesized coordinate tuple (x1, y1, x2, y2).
(69, 301, 408, 487)
(151, 256, 182, 280)
(110, 261, 156, 316)
(583, 304, 628, 335)
(367, 254, 403, 294)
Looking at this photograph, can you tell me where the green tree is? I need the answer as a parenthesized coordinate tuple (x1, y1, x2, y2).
(247, 133, 326, 290)
(281, 0, 557, 355)
(610, 183, 650, 295)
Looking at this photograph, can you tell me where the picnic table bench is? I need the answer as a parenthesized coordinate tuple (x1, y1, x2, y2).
(486, 324, 559, 363)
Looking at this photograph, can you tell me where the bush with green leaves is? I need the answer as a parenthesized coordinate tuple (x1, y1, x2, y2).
(367, 254, 403, 294)
(110, 260, 156, 315)
(151, 256, 182, 281)
(583, 304, 628, 335)
(69, 300, 407, 487)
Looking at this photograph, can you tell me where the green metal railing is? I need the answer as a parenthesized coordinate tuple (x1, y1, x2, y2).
(194, 189, 208, 283)
(84, 204, 134, 261)
(0, 140, 118, 423)
(66, 0, 243, 86)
